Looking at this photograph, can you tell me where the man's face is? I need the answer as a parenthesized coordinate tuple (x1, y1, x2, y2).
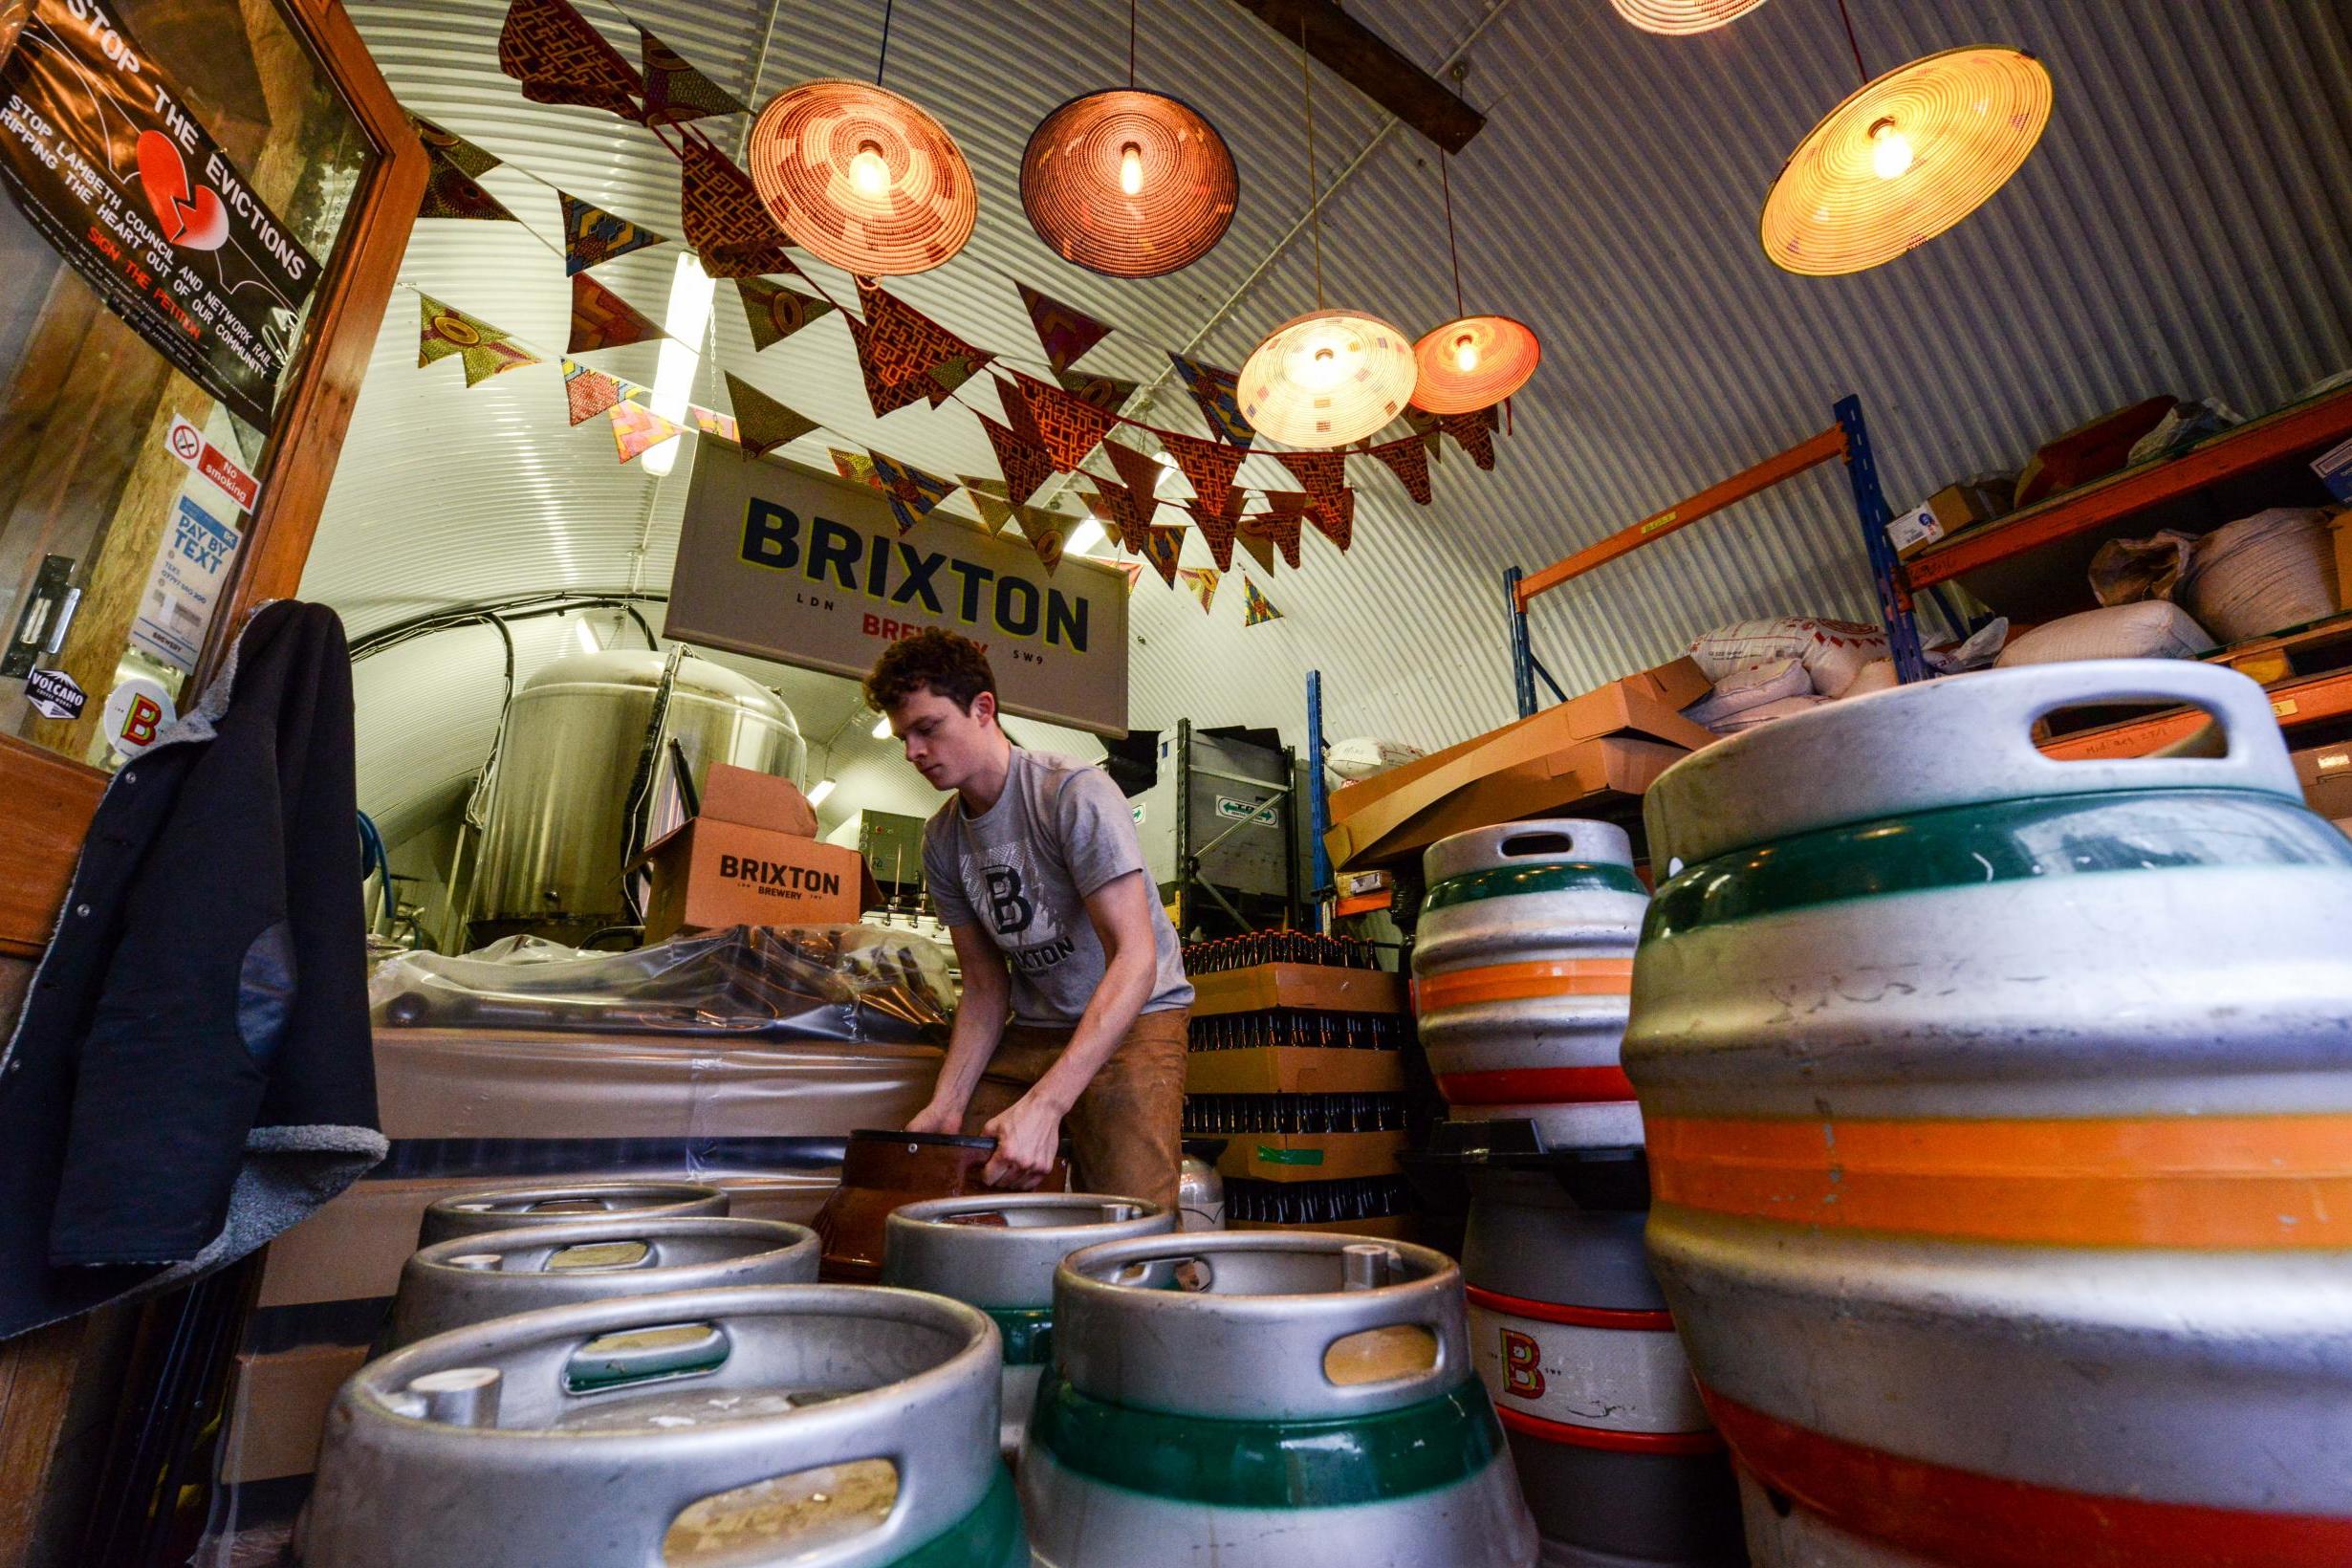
(887, 685, 997, 792)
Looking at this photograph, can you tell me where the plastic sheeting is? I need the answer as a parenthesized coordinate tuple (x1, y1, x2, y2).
(369, 925, 955, 1044)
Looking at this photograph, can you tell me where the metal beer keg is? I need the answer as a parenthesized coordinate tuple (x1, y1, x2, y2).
(387, 1217, 820, 1348)
(1626, 662, 2352, 1568)
(1021, 1230, 1539, 1568)
(882, 1192, 1173, 1454)
(418, 1180, 729, 1248)
(302, 1285, 1025, 1568)
(1415, 820, 1648, 1149)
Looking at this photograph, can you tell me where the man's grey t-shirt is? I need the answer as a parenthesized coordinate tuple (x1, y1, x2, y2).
(924, 748, 1193, 1026)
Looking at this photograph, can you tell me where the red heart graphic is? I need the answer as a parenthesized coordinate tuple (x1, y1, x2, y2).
(136, 130, 229, 250)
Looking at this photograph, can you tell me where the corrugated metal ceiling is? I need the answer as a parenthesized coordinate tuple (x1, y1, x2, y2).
(306, 0, 2352, 838)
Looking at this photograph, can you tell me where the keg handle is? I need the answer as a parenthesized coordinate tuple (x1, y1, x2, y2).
(1994, 661, 2293, 789)
(563, 1320, 731, 1394)
(1495, 828, 1583, 860)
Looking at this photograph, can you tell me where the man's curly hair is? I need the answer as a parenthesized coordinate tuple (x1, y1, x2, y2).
(863, 628, 997, 715)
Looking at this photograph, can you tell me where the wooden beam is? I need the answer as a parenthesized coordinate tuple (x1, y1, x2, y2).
(1224, 0, 1485, 152)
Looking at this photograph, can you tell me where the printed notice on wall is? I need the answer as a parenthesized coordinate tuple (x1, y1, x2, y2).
(128, 493, 237, 671)
(0, 0, 321, 429)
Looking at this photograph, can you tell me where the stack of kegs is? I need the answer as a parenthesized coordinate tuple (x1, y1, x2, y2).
(1626, 661, 2352, 1565)
(1413, 820, 1744, 1567)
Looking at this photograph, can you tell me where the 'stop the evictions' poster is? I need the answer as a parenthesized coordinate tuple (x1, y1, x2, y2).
(0, 0, 322, 431)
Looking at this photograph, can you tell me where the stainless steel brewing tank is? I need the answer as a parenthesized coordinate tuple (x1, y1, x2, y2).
(469, 650, 805, 946)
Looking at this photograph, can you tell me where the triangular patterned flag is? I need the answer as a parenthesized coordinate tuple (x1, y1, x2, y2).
(1161, 430, 1245, 503)
(640, 28, 748, 122)
(1016, 507, 1067, 574)
(562, 358, 624, 424)
(1185, 503, 1237, 573)
(611, 402, 682, 463)
(1104, 440, 1166, 511)
(1238, 526, 1275, 576)
(1056, 366, 1136, 415)
(1307, 488, 1356, 552)
(568, 272, 665, 353)
(680, 131, 795, 276)
(871, 454, 960, 534)
(1169, 351, 1254, 447)
(499, 0, 644, 120)
(418, 294, 537, 385)
(831, 448, 884, 489)
(846, 316, 937, 419)
(1242, 576, 1284, 626)
(1084, 480, 1153, 554)
(725, 371, 818, 460)
(1113, 560, 1145, 595)
(965, 490, 1015, 534)
(1011, 370, 1114, 471)
(978, 415, 1056, 507)
(1276, 449, 1349, 510)
(1140, 524, 1186, 587)
(1178, 566, 1220, 614)
(688, 404, 739, 444)
(736, 275, 833, 351)
(1242, 507, 1303, 569)
(1403, 403, 1446, 459)
(856, 278, 980, 395)
(1016, 281, 1113, 373)
(416, 147, 516, 222)
(963, 475, 1011, 500)
(926, 349, 991, 407)
(560, 191, 665, 274)
(1441, 406, 1499, 470)
(1368, 434, 1433, 505)
(411, 116, 499, 178)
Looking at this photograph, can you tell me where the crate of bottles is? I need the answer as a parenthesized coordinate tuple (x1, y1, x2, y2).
(1183, 932, 1404, 1016)
(1186, 1006, 1405, 1097)
(1225, 1173, 1416, 1238)
(1185, 1093, 1409, 1183)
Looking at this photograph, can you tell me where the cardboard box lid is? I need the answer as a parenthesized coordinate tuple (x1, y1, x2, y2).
(637, 762, 819, 863)
(1326, 734, 1682, 872)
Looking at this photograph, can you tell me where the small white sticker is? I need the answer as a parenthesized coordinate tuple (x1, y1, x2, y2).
(104, 677, 176, 756)
(24, 667, 86, 721)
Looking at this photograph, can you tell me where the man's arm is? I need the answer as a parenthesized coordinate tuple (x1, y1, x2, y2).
(905, 922, 1013, 1135)
(979, 868, 1161, 1188)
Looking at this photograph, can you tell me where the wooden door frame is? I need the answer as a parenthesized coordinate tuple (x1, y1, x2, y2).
(0, 0, 425, 962)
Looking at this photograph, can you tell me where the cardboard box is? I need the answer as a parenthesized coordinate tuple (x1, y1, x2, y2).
(634, 763, 878, 940)
(2314, 436, 2352, 506)
(1186, 1047, 1406, 1097)
(1337, 869, 1393, 899)
(2328, 510, 2352, 611)
(2294, 741, 2352, 819)
(1619, 655, 1712, 712)
(1188, 963, 1405, 1018)
(1889, 480, 2008, 560)
(1215, 1131, 1407, 1183)
(1327, 735, 1684, 873)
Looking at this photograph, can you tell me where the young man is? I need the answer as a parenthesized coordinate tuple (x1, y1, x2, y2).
(865, 629, 1193, 1209)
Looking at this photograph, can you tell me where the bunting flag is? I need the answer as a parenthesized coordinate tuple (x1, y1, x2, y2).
(966, 490, 1015, 534)
(1403, 403, 1446, 458)
(1241, 508, 1303, 569)
(1104, 439, 1167, 511)
(1169, 351, 1254, 447)
(1011, 370, 1114, 471)
(1016, 281, 1113, 373)
(1368, 433, 1433, 505)
(845, 316, 938, 419)
(1307, 489, 1356, 552)
(724, 371, 817, 459)
(418, 294, 537, 385)
(872, 454, 961, 534)
(1178, 566, 1220, 615)
(1140, 524, 1186, 587)
(1016, 507, 1067, 574)
(1084, 480, 1154, 553)
(1185, 502, 1237, 573)
(1113, 560, 1145, 595)
(640, 28, 748, 122)
(977, 412, 1057, 506)
(416, 146, 517, 222)
(1442, 406, 1499, 470)
(560, 191, 665, 273)
(411, 116, 498, 178)
(562, 358, 624, 424)
(679, 132, 796, 276)
(964, 475, 1010, 500)
(1237, 526, 1275, 575)
(1275, 449, 1349, 511)
(568, 272, 666, 353)
(689, 404, 739, 444)
(1242, 576, 1284, 626)
(926, 349, 992, 407)
(856, 278, 983, 400)
(1160, 430, 1245, 503)
(498, 0, 644, 120)
(831, 448, 884, 489)
(1056, 367, 1137, 415)
(737, 275, 833, 351)
(611, 402, 682, 463)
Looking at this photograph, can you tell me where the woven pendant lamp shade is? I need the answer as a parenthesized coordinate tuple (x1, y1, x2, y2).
(1412, 315, 1539, 414)
(748, 78, 976, 276)
(1238, 309, 1419, 449)
(1022, 89, 1237, 277)
(1763, 46, 2052, 276)
(1609, 0, 1769, 33)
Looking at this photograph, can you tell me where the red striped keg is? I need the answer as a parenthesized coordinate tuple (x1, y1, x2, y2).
(1626, 662, 2352, 1567)
(1414, 821, 1648, 1149)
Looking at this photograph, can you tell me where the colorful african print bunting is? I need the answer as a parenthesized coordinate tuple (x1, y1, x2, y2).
(679, 132, 795, 276)
(1185, 501, 1238, 573)
(416, 145, 516, 222)
(1178, 566, 1220, 615)
(417, 294, 537, 385)
(1237, 527, 1274, 576)
(498, 0, 644, 121)
(1368, 433, 1432, 504)
(1104, 440, 1166, 512)
(568, 273, 665, 353)
(926, 349, 991, 407)
(871, 454, 960, 534)
(1084, 480, 1153, 553)
(855, 279, 983, 401)
(560, 192, 665, 273)
(1160, 430, 1244, 503)
(1241, 508, 1303, 569)
(1056, 367, 1136, 415)
(840, 316, 934, 419)
(736, 276, 832, 351)
(562, 358, 624, 424)
(639, 28, 748, 122)
(1441, 406, 1498, 470)
(689, 405, 739, 444)
(1403, 404, 1445, 458)
(1140, 525, 1186, 587)
(831, 448, 883, 489)
(724, 372, 818, 460)
(978, 414, 1056, 506)
(611, 402, 681, 463)
(1242, 576, 1284, 626)
(1016, 281, 1113, 373)
(411, 116, 498, 178)
(1010, 370, 1114, 471)
(1169, 351, 1254, 447)
(1113, 560, 1145, 595)
(966, 490, 1015, 534)
(1017, 507, 1067, 574)
(1307, 488, 1356, 552)
(1275, 449, 1348, 510)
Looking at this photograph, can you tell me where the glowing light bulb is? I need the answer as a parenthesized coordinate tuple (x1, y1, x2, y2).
(1869, 119, 1913, 181)
(849, 142, 890, 198)
(1119, 142, 1143, 196)
(1452, 334, 1479, 374)
(1297, 342, 1344, 391)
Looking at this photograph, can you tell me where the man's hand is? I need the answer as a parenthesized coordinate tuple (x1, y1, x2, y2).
(980, 1093, 1064, 1190)
(905, 1098, 968, 1137)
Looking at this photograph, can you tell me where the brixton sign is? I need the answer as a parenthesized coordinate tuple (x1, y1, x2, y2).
(667, 440, 1131, 735)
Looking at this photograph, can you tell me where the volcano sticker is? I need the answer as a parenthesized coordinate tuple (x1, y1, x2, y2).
(0, 0, 321, 429)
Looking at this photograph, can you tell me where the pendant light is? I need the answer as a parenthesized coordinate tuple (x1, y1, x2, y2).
(1762, 6, 2051, 276)
(1021, 0, 1237, 277)
(1237, 28, 1416, 450)
(1409, 156, 1539, 415)
(748, 3, 975, 276)
(1610, 0, 1771, 33)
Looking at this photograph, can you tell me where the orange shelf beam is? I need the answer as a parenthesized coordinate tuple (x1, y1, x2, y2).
(2039, 666, 2352, 760)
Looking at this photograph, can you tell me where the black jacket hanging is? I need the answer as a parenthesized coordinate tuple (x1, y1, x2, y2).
(0, 600, 384, 1339)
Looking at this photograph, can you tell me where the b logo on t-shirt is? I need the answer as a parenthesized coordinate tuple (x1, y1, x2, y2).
(984, 865, 1034, 935)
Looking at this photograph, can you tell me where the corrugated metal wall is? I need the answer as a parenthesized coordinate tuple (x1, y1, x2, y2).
(308, 0, 2352, 834)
